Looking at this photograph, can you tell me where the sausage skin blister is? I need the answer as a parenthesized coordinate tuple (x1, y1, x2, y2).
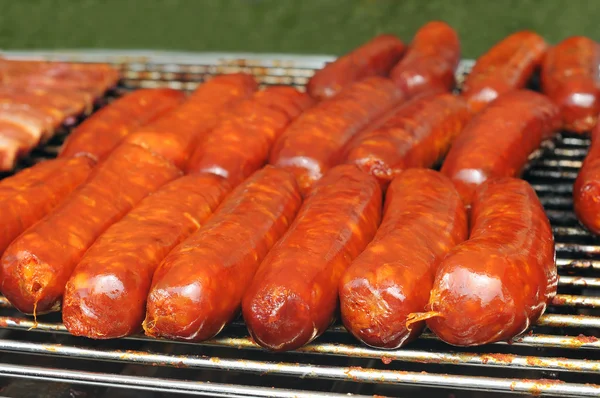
(339, 169, 467, 349)
(0, 143, 181, 315)
(243, 164, 382, 351)
(307, 34, 405, 100)
(63, 174, 230, 338)
(343, 93, 471, 188)
(541, 36, 600, 133)
(415, 178, 557, 346)
(462, 31, 548, 113)
(144, 166, 302, 341)
(441, 90, 560, 205)
(270, 77, 403, 195)
(390, 21, 461, 98)
(60, 88, 186, 161)
(574, 123, 600, 234)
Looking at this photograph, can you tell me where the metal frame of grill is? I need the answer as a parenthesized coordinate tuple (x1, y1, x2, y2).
(0, 50, 599, 397)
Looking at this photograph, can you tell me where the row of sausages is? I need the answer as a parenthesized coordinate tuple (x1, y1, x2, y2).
(0, 59, 120, 170)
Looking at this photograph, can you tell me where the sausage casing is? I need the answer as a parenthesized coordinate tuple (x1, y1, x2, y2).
(144, 166, 302, 341)
(541, 36, 600, 133)
(422, 178, 557, 346)
(440, 90, 560, 205)
(574, 122, 600, 234)
(243, 164, 382, 351)
(339, 169, 467, 349)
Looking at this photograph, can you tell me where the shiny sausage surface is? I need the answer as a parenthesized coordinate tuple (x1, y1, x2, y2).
(574, 122, 600, 234)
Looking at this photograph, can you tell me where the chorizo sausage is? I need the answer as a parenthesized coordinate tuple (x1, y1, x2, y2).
(124, 74, 257, 169)
(307, 34, 405, 100)
(60, 88, 186, 161)
(242, 164, 382, 351)
(440, 90, 560, 205)
(144, 166, 302, 341)
(573, 123, 600, 234)
(541, 36, 600, 133)
(187, 86, 314, 185)
(339, 169, 467, 349)
(343, 93, 471, 188)
(390, 21, 461, 99)
(462, 31, 547, 114)
(62, 174, 230, 338)
(0, 143, 181, 315)
(413, 178, 557, 346)
(0, 156, 96, 255)
(270, 76, 403, 195)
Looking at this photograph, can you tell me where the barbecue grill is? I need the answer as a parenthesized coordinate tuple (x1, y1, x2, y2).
(0, 51, 598, 398)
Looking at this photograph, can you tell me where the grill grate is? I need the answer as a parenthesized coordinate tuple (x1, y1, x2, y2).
(0, 51, 599, 397)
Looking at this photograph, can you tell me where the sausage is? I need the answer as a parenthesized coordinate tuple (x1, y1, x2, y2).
(60, 88, 186, 161)
(307, 34, 405, 100)
(124, 74, 257, 169)
(186, 86, 314, 185)
(461, 31, 547, 114)
(270, 77, 403, 195)
(144, 166, 302, 341)
(62, 174, 230, 338)
(343, 93, 471, 188)
(414, 178, 557, 346)
(242, 164, 382, 351)
(440, 90, 560, 205)
(0, 143, 181, 315)
(573, 123, 600, 234)
(541, 36, 600, 133)
(390, 21, 461, 99)
(0, 156, 96, 255)
(339, 169, 467, 349)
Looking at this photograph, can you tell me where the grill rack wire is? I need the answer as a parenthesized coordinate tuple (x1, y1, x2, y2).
(0, 51, 598, 397)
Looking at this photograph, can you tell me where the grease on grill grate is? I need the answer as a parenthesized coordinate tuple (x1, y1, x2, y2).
(0, 57, 599, 398)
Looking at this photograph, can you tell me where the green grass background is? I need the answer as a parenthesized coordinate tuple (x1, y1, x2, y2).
(0, 0, 598, 58)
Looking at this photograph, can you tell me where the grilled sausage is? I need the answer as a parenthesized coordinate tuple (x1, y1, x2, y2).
(62, 174, 230, 338)
(270, 77, 403, 195)
(415, 178, 557, 346)
(124, 74, 257, 169)
(307, 34, 405, 100)
(343, 93, 471, 188)
(243, 164, 382, 351)
(339, 169, 467, 349)
(60, 88, 186, 161)
(440, 90, 560, 205)
(390, 21, 461, 98)
(187, 86, 314, 185)
(144, 166, 301, 341)
(462, 31, 547, 114)
(0, 143, 181, 315)
(573, 123, 600, 234)
(0, 156, 96, 255)
(541, 36, 600, 133)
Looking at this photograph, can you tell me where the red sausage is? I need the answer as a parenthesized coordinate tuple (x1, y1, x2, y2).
(307, 34, 405, 100)
(187, 86, 314, 185)
(339, 169, 467, 348)
(462, 31, 548, 114)
(574, 123, 600, 234)
(440, 90, 560, 205)
(0, 143, 181, 315)
(390, 21, 461, 99)
(243, 164, 382, 351)
(541, 36, 600, 133)
(62, 174, 230, 338)
(60, 88, 186, 161)
(0, 156, 96, 255)
(144, 166, 302, 341)
(270, 77, 403, 195)
(124, 74, 257, 170)
(343, 93, 471, 188)
(416, 178, 557, 346)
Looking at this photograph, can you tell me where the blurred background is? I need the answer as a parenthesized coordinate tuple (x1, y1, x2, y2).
(0, 0, 597, 58)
